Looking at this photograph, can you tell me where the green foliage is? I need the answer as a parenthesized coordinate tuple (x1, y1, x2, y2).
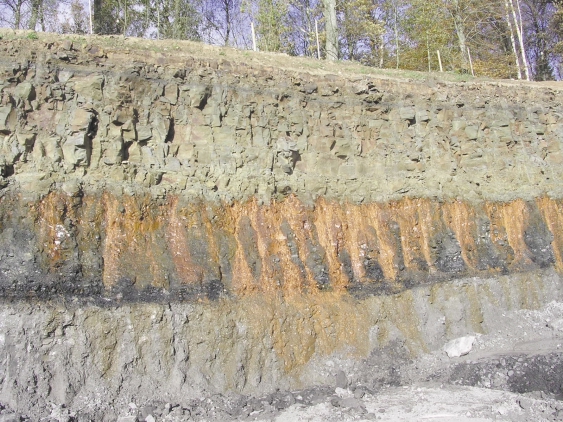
(473, 54, 517, 79)
(399, 0, 452, 71)
(154, 0, 201, 40)
(255, 0, 292, 52)
(91, 0, 200, 39)
(26, 31, 39, 40)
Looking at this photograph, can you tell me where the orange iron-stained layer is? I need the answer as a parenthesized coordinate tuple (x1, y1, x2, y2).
(23, 192, 563, 297)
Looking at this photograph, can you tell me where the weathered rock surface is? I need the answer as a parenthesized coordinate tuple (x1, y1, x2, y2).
(0, 33, 562, 205)
(0, 31, 563, 420)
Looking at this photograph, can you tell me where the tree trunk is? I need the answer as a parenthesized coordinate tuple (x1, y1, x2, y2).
(40, 1, 46, 31)
(14, 0, 24, 29)
(504, 0, 522, 79)
(450, 0, 469, 68)
(28, 0, 42, 30)
(323, 0, 338, 60)
(508, 0, 530, 80)
(93, 0, 103, 34)
(123, 0, 127, 36)
(379, 33, 384, 68)
(426, 35, 431, 72)
(173, 0, 181, 38)
(394, 1, 399, 69)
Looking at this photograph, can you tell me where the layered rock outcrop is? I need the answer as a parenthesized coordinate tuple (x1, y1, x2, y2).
(0, 33, 562, 298)
(0, 31, 563, 419)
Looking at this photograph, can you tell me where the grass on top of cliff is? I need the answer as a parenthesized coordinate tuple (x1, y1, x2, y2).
(0, 28, 482, 84)
(3, 29, 561, 90)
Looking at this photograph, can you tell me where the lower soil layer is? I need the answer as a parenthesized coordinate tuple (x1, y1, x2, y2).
(0, 268, 562, 420)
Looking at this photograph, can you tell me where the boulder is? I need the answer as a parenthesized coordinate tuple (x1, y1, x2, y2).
(444, 335, 476, 358)
(73, 75, 104, 102)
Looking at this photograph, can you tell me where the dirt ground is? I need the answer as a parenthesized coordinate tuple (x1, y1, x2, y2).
(245, 300, 563, 422)
(250, 298, 563, 422)
(88, 299, 563, 422)
(2, 299, 556, 421)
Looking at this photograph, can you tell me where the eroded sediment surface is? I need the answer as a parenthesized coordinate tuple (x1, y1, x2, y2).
(0, 31, 563, 420)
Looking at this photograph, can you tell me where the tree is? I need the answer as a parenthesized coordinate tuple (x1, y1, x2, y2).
(553, 2, 563, 76)
(507, 0, 530, 79)
(322, 0, 337, 59)
(401, 0, 450, 71)
(444, 0, 471, 68)
(521, 0, 556, 80)
(61, 0, 90, 34)
(255, 0, 290, 52)
(0, 0, 29, 29)
(505, 0, 522, 78)
(337, 0, 384, 63)
(285, 0, 323, 57)
(155, 0, 201, 40)
(27, 0, 42, 29)
(203, 0, 250, 47)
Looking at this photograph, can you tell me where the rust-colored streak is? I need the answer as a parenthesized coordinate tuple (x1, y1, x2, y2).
(231, 201, 258, 295)
(283, 195, 320, 293)
(34, 193, 72, 267)
(166, 199, 205, 285)
(498, 200, 533, 268)
(443, 200, 479, 270)
(485, 201, 530, 269)
(101, 194, 167, 288)
(342, 203, 369, 281)
(26, 191, 563, 295)
(313, 198, 349, 291)
(537, 197, 563, 271)
(101, 193, 122, 287)
(267, 199, 309, 296)
(367, 203, 398, 280)
(417, 199, 437, 273)
(393, 198, 436, 273)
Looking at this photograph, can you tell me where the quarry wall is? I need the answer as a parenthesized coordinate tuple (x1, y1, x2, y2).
(0, 34, 562, 297)
(0, 31, 563, 419)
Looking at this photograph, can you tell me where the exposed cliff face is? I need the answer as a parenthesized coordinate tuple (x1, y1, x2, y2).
(0, 33, 562, 205)
(0, 32, 562, 297)
(0, 30, 563, 420)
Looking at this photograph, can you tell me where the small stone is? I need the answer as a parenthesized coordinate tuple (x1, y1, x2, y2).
(330, 397, 341, 407)
(353, 387, 366, 399)
(548, 319, 563, 331)
(14, 82, 35, 101)
(335, 370, 348, 389)
(144, 415, 155, 422)
(339, 397, 365, 410)
(140, 405, 155, 419)
(61, 39, 73, 51)
(0, 414, 20, 422)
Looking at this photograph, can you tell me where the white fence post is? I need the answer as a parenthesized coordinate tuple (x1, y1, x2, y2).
(251, 22, 257, 52)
